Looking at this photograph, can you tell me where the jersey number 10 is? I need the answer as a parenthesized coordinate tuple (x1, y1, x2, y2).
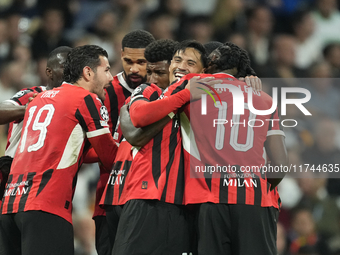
(215, 102, 255, 152)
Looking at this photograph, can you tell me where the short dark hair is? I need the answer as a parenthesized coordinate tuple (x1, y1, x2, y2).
(47, 46, 72, 67)
(122, 30, 155, 50)
(173, 40, 208, 67)
(144, 39, 178, 64)
(63, 45, 108, 84)
(211, 42, 256, 77)
(204, 41, 223, 56)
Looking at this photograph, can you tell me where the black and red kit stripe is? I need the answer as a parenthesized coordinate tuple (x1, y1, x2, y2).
(1, 83, 117, 223)
(93, 72, 133, 217)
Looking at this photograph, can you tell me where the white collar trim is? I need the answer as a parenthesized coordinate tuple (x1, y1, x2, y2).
(117, 72, 134, 93)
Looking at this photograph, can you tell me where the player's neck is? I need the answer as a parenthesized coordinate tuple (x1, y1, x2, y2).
(46, 84, 53, 90)
(73, 80, 90, 91)
(218, 68, 237, 76)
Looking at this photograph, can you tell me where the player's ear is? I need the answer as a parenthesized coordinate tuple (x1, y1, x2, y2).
(83, 66, 92, 81)
(46, 67, 52, 79)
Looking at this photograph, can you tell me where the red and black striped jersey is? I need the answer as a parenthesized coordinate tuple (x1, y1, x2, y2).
(5, 86, 46, 157)
(120, 83, 185, 205)
(1, 83, 117, 223)
(100, 138, 133, 206)
(104, 71, 133, 140)
(100, 94, 133, 207)
(93, 72, 133, 218)
(177, 73, 283, 209)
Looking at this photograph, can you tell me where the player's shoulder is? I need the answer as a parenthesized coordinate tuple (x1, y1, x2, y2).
(165, 78, 190, 95)
(182, 73, 202, 80)
(133, 83, 151, 93)
(7, 85, 45, 105)
(143, 83, 162, 94)
(109, 75, 120, 88)
(166, 73, 206, 95)
(220, 80, 273, 104)
(258, 91, 275, 108)
(132, 83, 161, 99)
(85, 91, 104, 106)
(103, 73, 121, 93)
(111, 71, 129, 89)
(181, 73, 220, 81)
(242, 85, 275, 107)
(59, 83, 103, 105)
(10, 87, 38, 100)
(30, 85, 46, 93)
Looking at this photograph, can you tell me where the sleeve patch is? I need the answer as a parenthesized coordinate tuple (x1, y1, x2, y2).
(100, 106, 109, 122)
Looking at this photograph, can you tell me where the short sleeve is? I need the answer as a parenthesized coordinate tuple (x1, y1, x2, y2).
(7, 89, 37, 106)
(267, 108, 285, 137)
(75, 94, 110, 138)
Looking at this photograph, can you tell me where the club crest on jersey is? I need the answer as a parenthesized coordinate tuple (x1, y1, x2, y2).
(141, 181, 148, 189)
(100, 106, 109, 122)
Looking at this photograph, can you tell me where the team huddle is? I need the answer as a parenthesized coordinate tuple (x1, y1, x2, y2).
(0, 30, 288, 255)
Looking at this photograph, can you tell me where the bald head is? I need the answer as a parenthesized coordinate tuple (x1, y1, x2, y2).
(46, 46, 72, 89)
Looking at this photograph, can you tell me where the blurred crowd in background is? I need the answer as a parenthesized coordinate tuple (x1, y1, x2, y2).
(1, 0, 340, 254)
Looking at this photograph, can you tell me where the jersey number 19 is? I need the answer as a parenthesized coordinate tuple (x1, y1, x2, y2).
(20, 104, 55, 153)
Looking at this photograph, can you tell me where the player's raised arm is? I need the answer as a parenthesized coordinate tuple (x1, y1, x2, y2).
(129, 86, 190, 128)
(120, 104, 171, 147)
(0, 88, 40, 125)
(129, 75, 222, 128)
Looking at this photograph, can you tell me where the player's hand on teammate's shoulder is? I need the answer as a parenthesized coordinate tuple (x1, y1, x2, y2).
(28, 92, 38, 102)
(239, 75, 262, 92)
(25, 93, 39, 109)
(185, 76, 222, 101)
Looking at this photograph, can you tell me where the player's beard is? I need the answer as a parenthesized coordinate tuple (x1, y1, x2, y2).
(124, 71, 147, 89)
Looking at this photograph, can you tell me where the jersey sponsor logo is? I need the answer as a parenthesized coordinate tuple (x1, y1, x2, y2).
(4, 187, 29, 196)
(100, 106, 109, 122)
(4, 181, 30, 197)
(107, 169, 127, 186)
(222, 178, 257, 188)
